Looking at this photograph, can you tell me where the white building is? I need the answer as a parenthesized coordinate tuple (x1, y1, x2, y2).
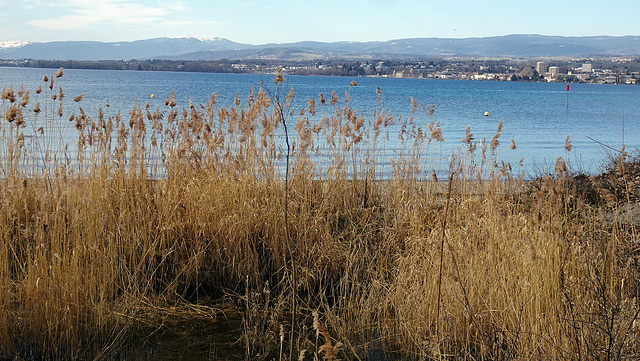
(582, 63, 593, 72)
(536, 61, 548, 74)
(549, 66, 559, 76)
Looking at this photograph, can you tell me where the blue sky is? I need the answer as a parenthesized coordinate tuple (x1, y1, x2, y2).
(2, 0, 640, 44)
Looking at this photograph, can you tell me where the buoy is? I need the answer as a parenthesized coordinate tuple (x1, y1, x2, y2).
(151, 94, 155, 98)
(484, 112, 489, 117)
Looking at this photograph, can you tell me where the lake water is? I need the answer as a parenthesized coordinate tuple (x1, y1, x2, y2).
(1, 66, 639, 177)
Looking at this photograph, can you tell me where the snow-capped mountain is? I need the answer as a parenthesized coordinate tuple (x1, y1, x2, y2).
(1, 35, 640, 61)
(0, 41, 31, 49)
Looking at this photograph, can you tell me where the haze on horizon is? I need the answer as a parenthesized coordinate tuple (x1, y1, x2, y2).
(1, 0, 639, 45)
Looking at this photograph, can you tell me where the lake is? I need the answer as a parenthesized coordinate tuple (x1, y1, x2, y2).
(1, 66, 638, 177)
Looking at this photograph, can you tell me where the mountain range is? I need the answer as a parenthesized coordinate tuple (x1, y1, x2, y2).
(1, 35, 640, 61)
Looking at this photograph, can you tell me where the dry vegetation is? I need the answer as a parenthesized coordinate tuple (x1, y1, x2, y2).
(0, 68, 638, 360)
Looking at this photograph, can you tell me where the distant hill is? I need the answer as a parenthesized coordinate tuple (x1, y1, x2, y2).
(1, 35, 640, 61)
(0, 37, 250, 61)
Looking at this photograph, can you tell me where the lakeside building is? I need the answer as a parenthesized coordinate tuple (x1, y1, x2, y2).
(582, 63, 593, 72)
(536, 61, 548, 74)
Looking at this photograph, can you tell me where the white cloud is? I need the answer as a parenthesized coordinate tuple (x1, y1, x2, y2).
(160, 0, 188, 12)
(162, 20, 222, 27)
(28, 15, 91, 30)
(22, 0, 60, 9)
(26, 0, 168, 31)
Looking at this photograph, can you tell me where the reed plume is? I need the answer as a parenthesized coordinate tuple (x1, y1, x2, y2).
(490, 117, 503, 152)
(564, 134, 573, 151)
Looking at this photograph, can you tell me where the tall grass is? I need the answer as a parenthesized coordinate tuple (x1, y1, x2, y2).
(0, 68, 638, 360)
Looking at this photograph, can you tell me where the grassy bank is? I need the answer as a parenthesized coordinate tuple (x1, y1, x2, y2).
(0, 68, 638, 360)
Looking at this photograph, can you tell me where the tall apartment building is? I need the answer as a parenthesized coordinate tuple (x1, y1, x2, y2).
(536, 61, 548, 74)
(582, 63, 593, 72)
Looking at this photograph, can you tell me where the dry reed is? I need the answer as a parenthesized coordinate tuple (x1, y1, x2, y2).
(0, 69, 637, 361)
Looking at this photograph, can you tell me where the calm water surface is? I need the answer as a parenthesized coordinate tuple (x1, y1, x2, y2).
(1, 67, 639, 177)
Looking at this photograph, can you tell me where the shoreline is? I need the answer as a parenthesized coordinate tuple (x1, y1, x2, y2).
(2, 59, 638, 85)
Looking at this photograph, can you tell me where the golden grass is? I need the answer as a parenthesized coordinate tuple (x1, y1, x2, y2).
(0, 69, 638, 360)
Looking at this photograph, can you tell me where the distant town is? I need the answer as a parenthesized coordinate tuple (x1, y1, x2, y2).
(2, 56, 640, 84)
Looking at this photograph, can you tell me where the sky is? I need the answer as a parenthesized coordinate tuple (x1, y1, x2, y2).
(2, 0, 640, 44)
